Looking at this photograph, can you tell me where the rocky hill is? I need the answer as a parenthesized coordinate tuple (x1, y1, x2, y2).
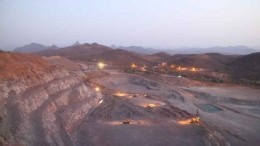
(166, 53, 238, 71)
(151, 52, 260, 83)
(144, 52, 172, 63)
(13, 43, 58, 53)
(79, 49, 150, 66)
(37, 43, 149, 67)
(227, 52, 260, 81)
(37, 43, 111, 58)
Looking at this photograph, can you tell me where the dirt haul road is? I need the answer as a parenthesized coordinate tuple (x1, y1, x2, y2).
(70, 70, 238, 146)
(82, 70, 260, 146)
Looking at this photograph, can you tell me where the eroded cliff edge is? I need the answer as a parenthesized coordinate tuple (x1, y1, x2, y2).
(0, 52, 102, 146)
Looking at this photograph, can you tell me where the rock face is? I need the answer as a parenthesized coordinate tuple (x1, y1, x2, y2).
(0, 51, 102, 146)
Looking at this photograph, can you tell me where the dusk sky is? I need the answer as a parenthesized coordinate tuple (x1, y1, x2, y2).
(1, 0, 260, 50)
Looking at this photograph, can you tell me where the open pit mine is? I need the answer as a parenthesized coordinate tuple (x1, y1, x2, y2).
(0, 50, 260, 146)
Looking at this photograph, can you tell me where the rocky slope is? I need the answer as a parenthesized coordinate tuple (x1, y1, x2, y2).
(227, 52, 260, 81)
(0, 51, 103, 146)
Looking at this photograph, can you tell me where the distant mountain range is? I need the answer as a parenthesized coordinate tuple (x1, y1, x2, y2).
(164, 46, 256, 55)
(115, 45, 256, 55)
(36, 43, 111, 58)
(13, 42, 257, 55)
(112, 45, 158, 55)
(12, 41, 82, 53)
(13, 43, 58, 53)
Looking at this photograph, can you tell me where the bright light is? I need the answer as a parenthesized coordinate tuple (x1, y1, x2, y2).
(95, 87, 100, 92)
(99, 99, 103, 104)
(178, 119, 191, 125)
(98, 62, 105, 69)
(162, 62, 166, 66)
(191, 67, 196, 72)
(131, 63, 137, 68)
(178, 117, 200, 125)
(178, 76, 182, 78)
(114, 92, 127, 97)
(146, 104, 157, 108)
